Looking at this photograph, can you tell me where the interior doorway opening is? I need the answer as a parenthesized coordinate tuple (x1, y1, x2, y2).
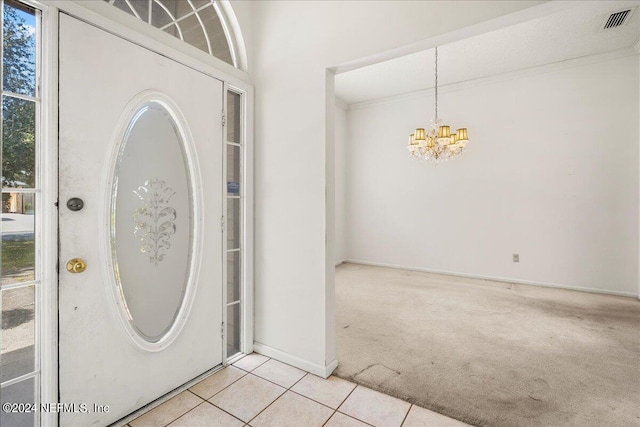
(329, 2, 640, 426)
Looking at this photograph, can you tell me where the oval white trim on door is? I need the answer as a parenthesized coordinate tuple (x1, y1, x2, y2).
(103, 90, 204, 352)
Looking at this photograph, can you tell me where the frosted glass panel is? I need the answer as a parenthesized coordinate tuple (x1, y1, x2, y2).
(180, 14, 208, 54)
(226, 145, 240, 195)
(112, 101, 193, 342)
(198, 5, 233, 65)
(157, 0, 194, 21)
(129, 0, 150, 22)
(226, 91, 241, 143)
(227, 198, 240, 250)
(151, 1, 173, 28)
(227, 303, 240, 357)
(227, 251, 240, 302)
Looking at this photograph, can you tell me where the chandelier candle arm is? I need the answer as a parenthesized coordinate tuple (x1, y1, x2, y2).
(407, 46, 471, 163)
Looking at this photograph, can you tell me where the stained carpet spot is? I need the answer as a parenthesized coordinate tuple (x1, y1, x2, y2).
(354, 364, 401, 386)
(527, 378, 551, 401)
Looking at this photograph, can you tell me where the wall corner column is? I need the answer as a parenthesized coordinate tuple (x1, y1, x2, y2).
(325, 68, 337, 374)
(636, 39, 640, 300)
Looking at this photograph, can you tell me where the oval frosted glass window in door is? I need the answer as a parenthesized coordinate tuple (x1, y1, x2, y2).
(111, 100, 194, 344)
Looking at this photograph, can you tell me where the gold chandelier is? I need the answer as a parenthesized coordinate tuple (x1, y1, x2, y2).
(408, 46, 470, 163)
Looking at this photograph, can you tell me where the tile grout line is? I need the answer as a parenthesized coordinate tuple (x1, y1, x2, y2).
(281, 372, 349, 423)
(190, 355, 272, 423)
(245, 371, 287, 390)
(400, 404, 413, 427)
(130, 355, 274, 427)
(328, 411, 377, 427)
(200, 360, 276, 425)
(246, 368, 356, 415)
(288, 388, 341, 412)
(138, 358, 415, 427)
(265, 376, 373, 426)
(202, 399, 247, 425)
(139, 391, 204, 427)
(243, 369, 309, 425)
(187, 356, 417, 427)
(186, 389, 203, 399)
(335, 383, 425, 427)
(127, 364, 227, 425)
(288, 372, 310, 390)
(321, 383, 365, 427)
(161, 400, 207, 427)
(321, 409, 336, 427)
(244, 386, 287, 425)
(189, 367, 248, 400)
(329, 379, 358, 410)
(192, 356, 275, 426)
(233, 355, 271, 374)
(247, 370, 306, 393)
(157, 358, 266, 427)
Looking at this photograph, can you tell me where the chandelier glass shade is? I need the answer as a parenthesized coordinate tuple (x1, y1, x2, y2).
(408, 47, 470, 163)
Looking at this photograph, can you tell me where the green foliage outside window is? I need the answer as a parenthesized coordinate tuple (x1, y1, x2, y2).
(2, 2, 36, 188)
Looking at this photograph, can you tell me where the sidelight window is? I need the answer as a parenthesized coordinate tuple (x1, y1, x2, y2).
(0, 1, 40, 426)
(225, 88, 243, 360)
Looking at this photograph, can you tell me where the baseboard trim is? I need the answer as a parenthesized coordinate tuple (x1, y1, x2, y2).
(342, 259, 639, 298)
(253, 342, 339, 378)
(324, 359, 339, 378)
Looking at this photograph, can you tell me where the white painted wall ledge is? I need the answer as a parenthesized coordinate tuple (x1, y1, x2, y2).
(344, 260, 639, 298)
(253, 342, 339, 379)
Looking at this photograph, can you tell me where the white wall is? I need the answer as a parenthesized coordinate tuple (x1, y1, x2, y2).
(335, 103, 348, 265)
(251, 0, 546, 373)
(345, 54, 639, 296)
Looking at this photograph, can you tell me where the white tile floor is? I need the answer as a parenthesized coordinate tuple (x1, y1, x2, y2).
(129, 353, 470, 427)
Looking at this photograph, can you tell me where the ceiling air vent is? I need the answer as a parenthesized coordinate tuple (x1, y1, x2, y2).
(602, 9, 634, 30)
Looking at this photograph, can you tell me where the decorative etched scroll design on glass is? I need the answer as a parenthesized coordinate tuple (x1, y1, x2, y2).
(133, 179, 177, 266)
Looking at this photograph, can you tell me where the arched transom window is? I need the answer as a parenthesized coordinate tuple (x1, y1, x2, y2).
(105, 0, 237, 67)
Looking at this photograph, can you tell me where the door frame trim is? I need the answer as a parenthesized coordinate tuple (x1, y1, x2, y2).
(29, 1, 254, 425)
(36, 1, 59, 426)
(47, 1, 250, 87)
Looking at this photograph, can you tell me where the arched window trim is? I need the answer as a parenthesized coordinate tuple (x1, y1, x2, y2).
(212, 1, 236, 68)
(216, 0, 248, 72)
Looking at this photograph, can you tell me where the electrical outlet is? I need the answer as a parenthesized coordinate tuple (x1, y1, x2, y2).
(513, 254, 519, 263)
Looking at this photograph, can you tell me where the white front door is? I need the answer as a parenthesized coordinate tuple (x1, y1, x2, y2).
(58, 13, 223, 426)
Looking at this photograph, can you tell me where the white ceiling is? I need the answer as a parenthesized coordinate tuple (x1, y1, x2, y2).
(335, 1, 640, 105)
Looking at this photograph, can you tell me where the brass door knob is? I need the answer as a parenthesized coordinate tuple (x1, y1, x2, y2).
(66, 258, 87, 273)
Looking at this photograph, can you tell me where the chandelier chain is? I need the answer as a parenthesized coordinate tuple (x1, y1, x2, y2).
(435, 46, 438, 120)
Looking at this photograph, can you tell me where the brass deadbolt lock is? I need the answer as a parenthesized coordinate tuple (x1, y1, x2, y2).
(66, 258, 87, 273)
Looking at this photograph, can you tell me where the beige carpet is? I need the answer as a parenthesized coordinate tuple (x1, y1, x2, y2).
(334, 263, 640, 427)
